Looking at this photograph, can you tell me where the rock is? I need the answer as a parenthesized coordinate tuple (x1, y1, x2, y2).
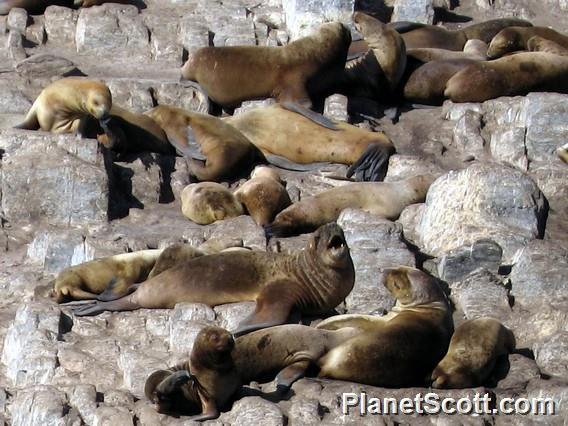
(337, 209, 415, 314)
(0, 85, 31, 114)
(391, 0, 435, 24)
(324, 94, 348, 122)
(526, 377, 568, 418)
(416, 163, 547, 263)
(214, 302, 256, 331)
(6, 30, 26, 61)
(25, 16, 45, 46)
(44, 6, 77, 48)
(204, 215, 266, 251)
(219, 396, 285, 425)
(92, 406, 134, 426)
(385, 155, 445, 183)
(449, 110, 486, 159)
(286, 399, 324, 424)
(7, 8, 27, 34)
(15, 54, 80, 79)
(533, 332, 568, 381)
(282, 0, 354, 38)
(437, 239, 503, 283)
(8, 385, 80, 426)
(496, 354, 541, 391)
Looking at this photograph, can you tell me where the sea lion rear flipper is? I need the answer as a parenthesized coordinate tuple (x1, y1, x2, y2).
(265, 154, 331, 172)
(188, 392, 220, 422)
(347, 143, 394, 182)
(389, 21, 427, 34)
(280, 102, 340, 131)
(275, 360, 311, 392)
(71, 296, 139, 316)
(14, 109, 40, 130)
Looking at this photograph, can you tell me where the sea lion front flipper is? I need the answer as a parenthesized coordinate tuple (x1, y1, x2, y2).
(316, 313, 388, 332)
(71, 296, 139, 316)
(265, 154, 332, 172)
(156, 370, 192, 395)
(233, 280, 296, 336)
(389, 21, 427, 34)
(188, 390, 220, 422)
(347, 143, 394, 181)
(280, 102, 340, 131)
(275, 360, 311, 392)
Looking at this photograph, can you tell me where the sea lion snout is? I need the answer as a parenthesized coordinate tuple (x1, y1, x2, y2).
(312, 223, 350, 266)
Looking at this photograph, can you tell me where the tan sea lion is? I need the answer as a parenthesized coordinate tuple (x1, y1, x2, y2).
(180, 182, 244, 225)
(527, 35, 568, 56)
(266, 175, 435, 237)
(488, 26, 568, 59)
(181, 22, 351, 110)
(147, 244, 207, 279)
(393, 18, 532, 51)
(557, 142, 568, 163)
(225, 103, 395, 182)
(51, 249, 163, 303)
(316, 266, 453, 387)
(71, 223, 355, 337)
(431, 318, 516, 388)
(15, 77, 112, 135)
(407, 39, 487, 63)
(444, 52, 568, 103)
(234, 166, 291, 226)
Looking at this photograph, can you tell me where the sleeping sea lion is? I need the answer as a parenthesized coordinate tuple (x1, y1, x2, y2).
(527, 35, 568, 56)
(557, 142, 568, 163)
(180, 182, 244, 225)
(71, 223, 355, 337)
(487, 26, 568, 59)
(431, 317, 515, 388)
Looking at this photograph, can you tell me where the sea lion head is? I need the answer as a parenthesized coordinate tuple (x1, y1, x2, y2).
(250, 165, 281, 182)
(191, 326, 235, 370)
(144, 369, 193, 413)
(487, 28, 520, 59)
(383, 266, 447, 308)
(308, 223, 351, 268)
(86, 84, 112, 120)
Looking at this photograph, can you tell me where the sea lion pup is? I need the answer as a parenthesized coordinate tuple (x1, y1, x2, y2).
(488, 26, 568, 59)
(225, 103, 395, 182)
(71, 223, 355, 337)
(234, 166, 291, 226)
(444, 52, 568, 103)
(316, 266, 453, 387)
(181, 22, 351, 110)
(180, 182, 244, 225)
(266, 174, 435, 237)
(392, 18, 532, 51)
(431, 318, 516, 389)
(528, 35, 568, 56)
(97, 105, 174, 156)
(51, 249, 163, 303)
(557, 142, 568, 164)
(14, 77, 111, 134)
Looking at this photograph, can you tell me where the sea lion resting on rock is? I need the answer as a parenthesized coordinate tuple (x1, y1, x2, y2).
(181, 22, 351, 111)
(15, 77, 111, 134)
(266, 174, 435, 237)
(71, 223, 355, 337)
(557, 142, 568, 164)
(406, 39, 487, 63)
(431, 317, 515, 389)
(234, 166, 291, 226)
(528, 35, 568, 56)
(316, 266, 453, 387)
(180, 182, 244, 225)
(487, 26, 568, 59)
(146, 324, 360, 420)
(444, 52, 568, 103)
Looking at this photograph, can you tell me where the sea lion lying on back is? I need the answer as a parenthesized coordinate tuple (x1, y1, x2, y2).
(431, 318, 515, 389)
(15, 77, 111, 135)
(71, 223, 355, 337)
(266, 175, 435, 237)
(488, 26, 568, 59)
(181, 22, 351, 111)
(316, 266, 453, 387)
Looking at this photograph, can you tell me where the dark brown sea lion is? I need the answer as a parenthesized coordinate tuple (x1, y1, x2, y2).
(393, 18, 532, 51)
(488, 26, 568, 59)
(431, 317, 515, 389)
(14, 77, 111, 135)
(234, 166, 291, 226)
(225, 103, 395, 182)
(316, 266, 453, 387)
(71, 223, 355, 337)
(527, 35, 568, 56)
(266, 175, 435, 237)
(444, 52, 568, 103)
(181, 22, 351, 111)
(180, 182, 244, 225)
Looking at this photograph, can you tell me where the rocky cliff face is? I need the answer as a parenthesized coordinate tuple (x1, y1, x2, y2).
(0, 0, 567, 425)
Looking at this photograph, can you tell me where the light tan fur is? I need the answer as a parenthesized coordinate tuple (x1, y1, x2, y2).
(488, 26, 568, 59)
(181, 182, 244, 225)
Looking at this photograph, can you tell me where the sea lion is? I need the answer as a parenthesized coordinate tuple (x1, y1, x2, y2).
(487, 26, 568, 59)
(403, 58, 479, 105)
(444, 52, 568, 103)
(406, 39, 487, 63)
(74, 0, 137, 6)
(51, 249, 163, 303)
(147, 244, 207, 280)
(180, 182, 244, 225)
(14, 77, 112, 134)
(431, 318, 515, 388)
(234, 166, 291, 226)
(316, 266, 453, 387)
(71, 223, 355, 338)
(225, 103, 395, 182)
(266, 174, 435, 237)
(557, 142, 568, 163)
(394, 18, 532, 51)
(181, 22, 351, 111)
(527, 35, 568, 56)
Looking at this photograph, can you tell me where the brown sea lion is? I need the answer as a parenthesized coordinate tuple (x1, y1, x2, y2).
(51, 249, 163, 303)
(266, 175, 435, 237)
(444, 52, 568, 103)
(527, 35, 568, 56)
(393, 18, 532, 51)
(71, 223, 355, 337)
(225, 103, 395, 182)
(407, 39, 487, 63)
(557, 142, 568, 164)
(234, 166, 291, 226)
(431, 318, 515, 388)
(487, 26, 568, 59)
(181, 22, 351, 111)
(14, 77, 112, 135)
(180, 182, 244, 225)
(316, 266, 453, 387)
(147, 244, 206, 280)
